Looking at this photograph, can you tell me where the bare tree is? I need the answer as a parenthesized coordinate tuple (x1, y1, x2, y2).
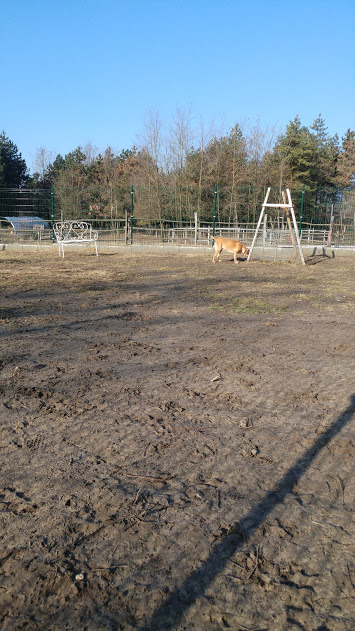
(83, 141, 98, 167)
(168, 106, 194, 222)
(243, 118, 279, 220)
(136, 108, 164, 189)
(135, 109, 166, 224)
(141, 109, 163, 168)
(168, 106, 193, 176)
(195, 117, 212, 214)
(32, 146, 54, 180)
(244, 118, 278, 184)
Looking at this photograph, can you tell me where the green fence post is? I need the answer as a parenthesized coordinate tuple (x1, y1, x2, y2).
(51, 185, 55, 243)
(299, 184, 305, 236)
(212, 184, 217, 244)
(130, 185, 134, 245)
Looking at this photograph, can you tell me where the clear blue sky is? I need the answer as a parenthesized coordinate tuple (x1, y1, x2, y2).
(1, 0, 354, 174)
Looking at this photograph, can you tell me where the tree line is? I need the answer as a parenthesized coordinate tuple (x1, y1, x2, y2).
(1, 113, 354, 225)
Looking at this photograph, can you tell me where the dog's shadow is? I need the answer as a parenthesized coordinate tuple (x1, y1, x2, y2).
(227, 257, 249, 263)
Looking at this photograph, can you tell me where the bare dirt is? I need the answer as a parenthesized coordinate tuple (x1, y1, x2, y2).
(0, 247, 354, 631)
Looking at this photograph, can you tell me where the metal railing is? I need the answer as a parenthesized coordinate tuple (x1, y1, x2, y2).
(1, 222, 354, 249)
(0, 228, 51, 244)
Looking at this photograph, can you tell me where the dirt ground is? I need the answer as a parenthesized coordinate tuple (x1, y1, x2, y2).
(0, 247, 354, 631)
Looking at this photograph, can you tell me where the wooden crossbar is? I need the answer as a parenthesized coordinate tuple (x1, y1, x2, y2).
(263, 203, 293, 208)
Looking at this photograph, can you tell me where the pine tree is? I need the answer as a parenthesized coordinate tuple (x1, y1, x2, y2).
(273, 116, 315, 190)
(310, 115, 338, 187)
(0, 131, 28, 188)
(337, 130, 355, 188)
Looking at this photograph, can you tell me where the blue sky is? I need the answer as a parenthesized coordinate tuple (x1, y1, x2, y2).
(1, 0, 354, 174)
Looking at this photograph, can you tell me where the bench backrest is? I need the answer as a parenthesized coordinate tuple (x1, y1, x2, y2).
(54, 221, 98, 242)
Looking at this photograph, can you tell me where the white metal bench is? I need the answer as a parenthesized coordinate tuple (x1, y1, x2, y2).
(54, 221, 98, 258)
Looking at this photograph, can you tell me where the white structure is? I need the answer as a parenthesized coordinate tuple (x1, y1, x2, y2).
(54, 221, 98, 258)
(247, 188, 305, 264)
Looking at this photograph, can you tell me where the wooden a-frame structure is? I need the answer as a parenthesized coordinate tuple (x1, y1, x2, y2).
(247, 187, 305, 265)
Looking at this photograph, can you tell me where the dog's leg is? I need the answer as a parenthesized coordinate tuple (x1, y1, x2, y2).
(213, 245, 222, 262)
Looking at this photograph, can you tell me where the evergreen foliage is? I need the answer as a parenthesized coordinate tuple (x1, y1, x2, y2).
(0, 131, 28, 188)
(1, 114, 354, 224)
(337, 130, 355, 188)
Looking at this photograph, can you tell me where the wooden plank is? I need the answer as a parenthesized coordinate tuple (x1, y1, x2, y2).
(247, 187, 270, 261)
(286, 188, 305, 265)
(282, 190, 297, 252)
(263, 203, 292, 208)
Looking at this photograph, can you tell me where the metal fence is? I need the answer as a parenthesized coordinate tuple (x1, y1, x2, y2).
(1, 186, 354, 227)
(1, 185, 354, 249)
(0, 226, 52, 245)
(0, 188, 52, 219)
(1, 220, 354, 249)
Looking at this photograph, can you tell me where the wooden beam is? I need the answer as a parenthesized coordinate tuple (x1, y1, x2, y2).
(263, 203, 292, 208)
(247, 188, 270, 261)
(286, 188, 305, 265)
(282, 190, 297, 252)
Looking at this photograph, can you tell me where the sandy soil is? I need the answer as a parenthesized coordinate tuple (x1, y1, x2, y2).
(0, 247, 354, 631)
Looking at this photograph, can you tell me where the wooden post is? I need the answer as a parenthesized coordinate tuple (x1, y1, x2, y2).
(282, 190, 297, 251)
(130, 185, 134, 245)
(247, 187, 270, 261)
(286, 189, 305, 265)
(263, 213, 267, 248)
(327, 204, 334, 246)
(212, 184, 217, 245)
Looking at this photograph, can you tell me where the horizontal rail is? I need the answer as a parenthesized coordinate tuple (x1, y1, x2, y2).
(1, 224, 355, 248)
(263, 203, 293, 208)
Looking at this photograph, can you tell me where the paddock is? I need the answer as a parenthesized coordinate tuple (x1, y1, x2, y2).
(0, 249, 354, 631)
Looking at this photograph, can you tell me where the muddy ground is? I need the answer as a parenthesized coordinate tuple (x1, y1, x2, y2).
(0, 247, 354, 631)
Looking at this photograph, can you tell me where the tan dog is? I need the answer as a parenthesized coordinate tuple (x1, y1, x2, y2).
(212, 237, 249, 264)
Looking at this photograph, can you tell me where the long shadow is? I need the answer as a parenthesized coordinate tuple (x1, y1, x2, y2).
(139, 395, 355, 631)
(0, 274, 293, 340)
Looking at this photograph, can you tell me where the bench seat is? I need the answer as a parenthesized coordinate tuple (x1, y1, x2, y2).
(54, 221, 98, 258)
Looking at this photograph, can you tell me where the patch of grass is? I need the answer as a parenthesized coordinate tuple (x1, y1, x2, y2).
(294, 276, 318, 284)
(75, 284, 107, 293)
(294, 293, 315, 301)
(210, 297, 286, 314)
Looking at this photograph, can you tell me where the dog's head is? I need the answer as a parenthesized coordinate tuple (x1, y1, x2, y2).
(242, 246, 249, 256)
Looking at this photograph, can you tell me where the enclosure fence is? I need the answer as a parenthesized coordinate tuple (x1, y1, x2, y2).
(1, 219, 354, 250)
(0, 186, 354, 249)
